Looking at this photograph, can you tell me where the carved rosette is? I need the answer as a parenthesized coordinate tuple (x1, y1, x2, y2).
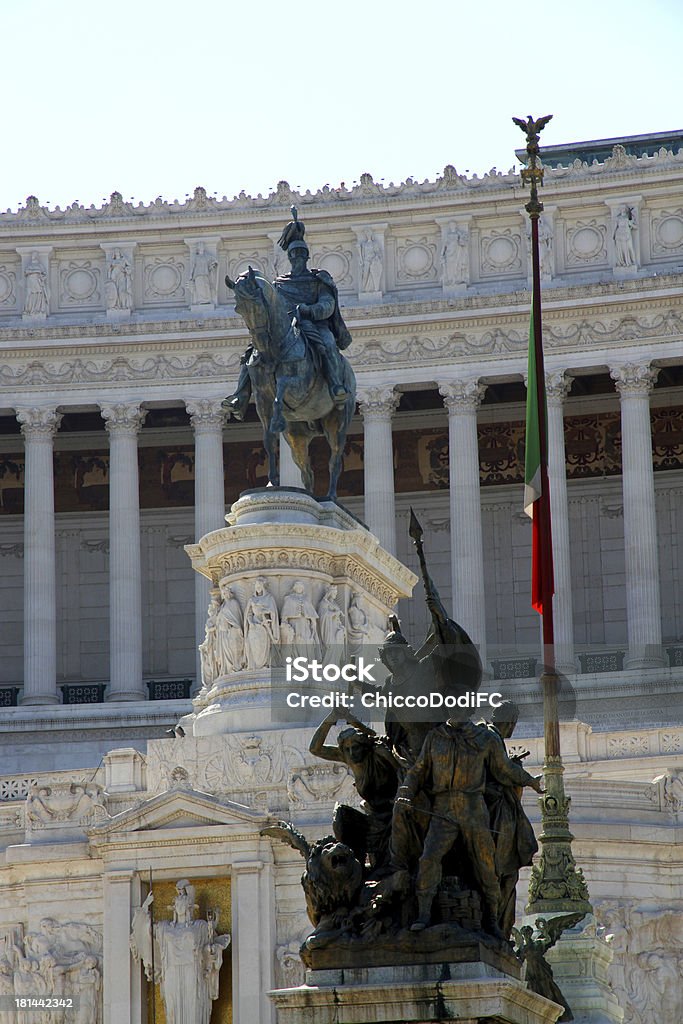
(16, 407, 62, 442)
(100, 402, 147, 436)
(610, 363, 659, 397)
(438, 379, 486, 414)
(357, 386, 400, 421)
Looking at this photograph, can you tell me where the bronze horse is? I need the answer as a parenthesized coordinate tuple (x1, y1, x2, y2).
(225, 268, 356, 500)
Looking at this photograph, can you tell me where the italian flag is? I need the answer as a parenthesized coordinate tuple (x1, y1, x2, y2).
(524, 298, 554, 614)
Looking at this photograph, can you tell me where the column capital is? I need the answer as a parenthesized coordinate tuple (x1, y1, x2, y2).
(610, 362, 659, 397)
(186, 397, 226, 433)
(16, 407, 62, 440)
(439, 379, 486, 413)
(545, 370, 573, 406)
(101, 402, 146, 435)
(357, 385, 400, 420)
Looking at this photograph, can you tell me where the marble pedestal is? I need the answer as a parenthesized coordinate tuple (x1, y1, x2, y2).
(185, 487, 417, 735)
(270, 961, 564, 1024)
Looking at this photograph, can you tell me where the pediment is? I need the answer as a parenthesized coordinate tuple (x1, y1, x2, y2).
(87, 787, 268, 837)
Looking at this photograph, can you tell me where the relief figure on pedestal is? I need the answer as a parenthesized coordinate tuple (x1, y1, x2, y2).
(244, 577, 279, 669)
(346, 592, 369, 657)
(23, 252, 49, 315)
(215, 580, 245, 674)
(198, 590, 220, 692)
(318, 585, 345, 661)
(281, 581, 320, 658)
(130, 880, 230, 1024)
(613, 205, 637, 267)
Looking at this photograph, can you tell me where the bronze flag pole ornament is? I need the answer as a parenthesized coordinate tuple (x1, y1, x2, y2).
(513, 115, 592, 926)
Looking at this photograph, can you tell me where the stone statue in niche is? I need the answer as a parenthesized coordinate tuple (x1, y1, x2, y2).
(358, 230, 383, 292)
(244, 577, 280, 669)
(189, 242, 218, 305)
(23, 252, 49, 315)
(198, 590, 220, 692)
(440, 223, 469, 286)
(215, 580, 245, 673)
(105, 248, 133, 310)
(131, 880, 230, 1024)
(318, 585, 345, 660)
(281, 581, 320, 658)
(613, 205, 637, 267)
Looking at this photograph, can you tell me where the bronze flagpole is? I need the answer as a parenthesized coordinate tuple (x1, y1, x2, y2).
(513, 115, 591, 922)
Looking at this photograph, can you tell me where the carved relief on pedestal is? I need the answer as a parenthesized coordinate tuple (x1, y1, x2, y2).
(244, 577, 280, 669)
(1, 919, 103, 1024)
(318, 585, 345, 662)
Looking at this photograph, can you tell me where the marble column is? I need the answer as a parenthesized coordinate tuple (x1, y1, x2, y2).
(279, 434, 301, 488)
(187, 399, 226, 691)
(16, 407, 62, 704)
(232, 859, 276, 1024)
(103, 870, 140, 1024)
(357, 385, 400, 554)
(546, 371, 577, 673)
(101, 403, 147, 700)
(439, 380, 487, 666)
(610, 363, 664, 668)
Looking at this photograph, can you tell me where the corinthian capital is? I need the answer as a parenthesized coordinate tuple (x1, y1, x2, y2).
(16, 407, 62, 440)
(185, 398, 226, 433)
(610, 363, 659, 397)
(357, 386, 400, 420)
(100, 402, 147, 435)
(438, 379, 486, 413)
(545, 370, 573, 405)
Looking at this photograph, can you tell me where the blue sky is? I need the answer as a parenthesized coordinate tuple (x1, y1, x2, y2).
(2, 0, 682, 210)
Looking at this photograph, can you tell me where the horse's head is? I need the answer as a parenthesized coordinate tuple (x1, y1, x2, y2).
(225, 266, 271, 337)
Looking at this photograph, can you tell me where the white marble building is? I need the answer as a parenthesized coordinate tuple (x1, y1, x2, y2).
(0, 133, 682, 1022)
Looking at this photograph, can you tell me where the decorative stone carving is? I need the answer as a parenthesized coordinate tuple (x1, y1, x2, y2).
(525, 212, 554, 280)
(26, 781, 109, 836)
(396, 236, 437, 283)
(566, 218, 608, 266)
(100, 402, 146, 436)
(189, 242, 218, 305)
(358, 229, 383, 292)
(440, 222, 470, 287)
(287, 761, 355, 807)
(60, 259, 100, 307)
(244, 577, 280, 669)
(4, 918, 103, 1024)
(317, 585, 345, 662)
(16, 407, 62, 440)
(356, 385, 400, 421)
(310, 245, 353, 288)
(0, 264, 17, 307)
(612, 204, 638, 268)
(105, 248, 133, 311)
(22, 251, 49, 316)
(480, 227, 522, 276)
(281, 581, 320, 658)
(276, 940, 306, 988)
(131, 881, 230, 1024)
(215, 580, 245, 674)
(650, 207, 683, 257)
(439, 379, 486, 413)
(144, 255, 186, 302)
(610, 362, 659, 396)
(346, 592, 370, 657)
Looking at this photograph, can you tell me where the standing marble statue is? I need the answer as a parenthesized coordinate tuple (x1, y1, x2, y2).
(198, 590, 220, 692)
(215, 580, 245, 673)
(130, 880, 230, 1024)
(244, 577, 280, 669)
(318, 585, 345, 660)
(106, 249, 133, 311)
(189, 242, 218, 305)
(346, 593, 370, 657)
(281, 581, 320, 658)
(359, 230, 383, 292)
(23, 252, 49, 315)
(613, 205, 637, 267)
(440, 223, 469, 286)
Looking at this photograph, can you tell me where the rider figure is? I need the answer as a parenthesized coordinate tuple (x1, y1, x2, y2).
(224, 208, 352, 428)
